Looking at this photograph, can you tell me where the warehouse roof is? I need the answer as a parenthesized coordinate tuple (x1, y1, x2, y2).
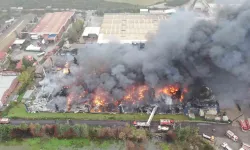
(31, 11, 75, 34)
(97, 13, 168, 44)
(82, 27, 100, 37)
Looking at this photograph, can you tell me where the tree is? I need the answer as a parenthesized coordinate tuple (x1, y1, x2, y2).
(81, 124, 89, 138)
(72, 124, 82, 137)
(73, 20, 83, 32)
(18, 70, 30, 83)
(22, 57, 34, 69)
(0, 124, 12, 141)
(19, 123, 28, 130)
(67, 28, 78, 43)
(57, 124, 71, 137)
(176, 127, 199, 142)
(166, 130, 177, 142)
(126, 140, 135, 150)
(119, 132, 126, 140)
(17, 67, 35, 94)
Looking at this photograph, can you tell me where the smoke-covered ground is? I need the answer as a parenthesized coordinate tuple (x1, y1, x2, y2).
(34, 1, 250, 112)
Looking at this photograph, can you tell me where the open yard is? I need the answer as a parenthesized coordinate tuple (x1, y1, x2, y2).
(105, 0, 163, 6)
(6, 104, 190, 121)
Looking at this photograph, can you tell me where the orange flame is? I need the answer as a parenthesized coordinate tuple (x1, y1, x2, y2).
(156, 84, 187, 102)
(138, 85, 149, 100)
(123, 85, 149, 103)
(92, 89, 107, 106)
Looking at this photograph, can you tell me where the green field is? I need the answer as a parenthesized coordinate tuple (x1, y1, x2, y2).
(7, 104, 189, 121)
(0, 138, 123, 150)
(105, 0, 163, 6)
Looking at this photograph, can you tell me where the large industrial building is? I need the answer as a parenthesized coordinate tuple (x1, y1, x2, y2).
(30, 11, 75, 42)
(97, 13, 168, 44)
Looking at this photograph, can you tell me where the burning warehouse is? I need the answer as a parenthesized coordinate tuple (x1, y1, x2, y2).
(28, 3, 250, 114)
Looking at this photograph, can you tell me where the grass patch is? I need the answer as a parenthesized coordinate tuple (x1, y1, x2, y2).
(7, 104, 190, 121)
(158, 142, 170, 150)
(105, 0, 163, 6)
(0, 138, 116, 150)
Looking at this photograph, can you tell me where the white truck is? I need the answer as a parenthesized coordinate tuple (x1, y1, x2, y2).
(157, 119, 175, 131)
(221, 142, 232, 150)
(0, 118, 10, 124)
(202, 133, 214, 142)
(226, 130, 238, 142)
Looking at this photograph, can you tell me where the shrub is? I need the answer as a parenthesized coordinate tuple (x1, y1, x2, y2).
(0, 124, 12, 141)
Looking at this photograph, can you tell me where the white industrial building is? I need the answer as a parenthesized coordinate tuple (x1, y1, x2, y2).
(97, 13, 168, 44)
(82, 27, 100, 39)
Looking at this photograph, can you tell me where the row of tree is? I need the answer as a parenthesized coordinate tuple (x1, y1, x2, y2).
(0, 123, 148, 142)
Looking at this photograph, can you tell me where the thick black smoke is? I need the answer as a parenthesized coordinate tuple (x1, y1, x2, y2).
(41, 1, 250, 109)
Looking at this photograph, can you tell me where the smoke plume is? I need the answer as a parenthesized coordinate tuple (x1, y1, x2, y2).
(41, 1, 250, 109)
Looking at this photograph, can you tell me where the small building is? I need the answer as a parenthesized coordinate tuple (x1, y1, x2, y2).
(23, 90, 34, 101)
(82, 27, 100, 39)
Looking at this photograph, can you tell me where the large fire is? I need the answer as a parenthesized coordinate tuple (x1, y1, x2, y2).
(123, 85, 149, 103)
(156, 84, 186, 102)
(66, 83, 187, 112)
(91, 88, 108, 112)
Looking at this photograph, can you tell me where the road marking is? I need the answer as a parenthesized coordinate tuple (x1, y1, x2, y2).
(0, 20, 24, 43)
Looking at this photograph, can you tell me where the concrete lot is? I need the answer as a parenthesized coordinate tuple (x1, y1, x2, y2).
(11, 43, 57, 61)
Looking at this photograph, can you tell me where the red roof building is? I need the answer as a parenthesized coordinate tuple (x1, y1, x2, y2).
(30, 12, 75, 42)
